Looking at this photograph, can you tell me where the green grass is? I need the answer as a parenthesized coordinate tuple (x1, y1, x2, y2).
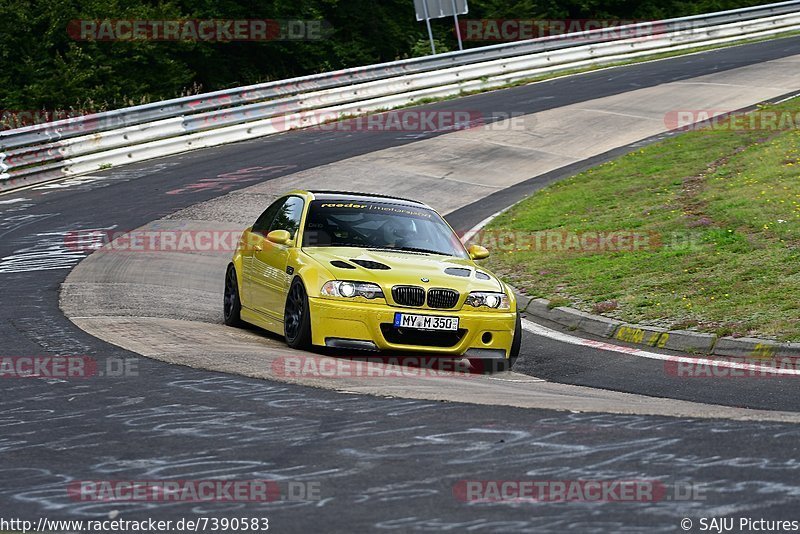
(483, 99, 800, 341)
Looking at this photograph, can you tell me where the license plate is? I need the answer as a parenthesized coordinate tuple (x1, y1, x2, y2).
(394, 313, 459, 331)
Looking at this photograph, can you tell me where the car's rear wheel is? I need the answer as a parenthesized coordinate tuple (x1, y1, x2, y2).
(477, 312, 521, 373)
(285, 278, 312, 349)
(224, 264, 244, 327)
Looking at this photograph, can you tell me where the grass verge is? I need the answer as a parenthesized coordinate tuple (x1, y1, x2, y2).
(482, 98, 800, 341)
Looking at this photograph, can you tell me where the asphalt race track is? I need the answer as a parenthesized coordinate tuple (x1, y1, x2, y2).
(2, 37, 800, 532)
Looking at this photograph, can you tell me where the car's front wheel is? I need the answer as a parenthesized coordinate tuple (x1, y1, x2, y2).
(223, 264, 244, 327)
(285, 278, 312, 349)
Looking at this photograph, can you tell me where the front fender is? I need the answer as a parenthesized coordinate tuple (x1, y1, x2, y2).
(289, 249, 336, 300)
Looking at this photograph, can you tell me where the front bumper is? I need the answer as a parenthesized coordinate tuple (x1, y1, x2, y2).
(308, 297, 516, 358)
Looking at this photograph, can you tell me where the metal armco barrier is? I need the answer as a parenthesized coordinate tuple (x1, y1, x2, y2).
(2, 1, 800, 192)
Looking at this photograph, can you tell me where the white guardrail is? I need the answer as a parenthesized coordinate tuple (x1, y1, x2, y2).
(2, 1, 800, 192)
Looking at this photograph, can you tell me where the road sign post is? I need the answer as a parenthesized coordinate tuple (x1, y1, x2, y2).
(421, 0, 436, 55)
(451, 0, 463, 50)
(414, 0, 469, 55)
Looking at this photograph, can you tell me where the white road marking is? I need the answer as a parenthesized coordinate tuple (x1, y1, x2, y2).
(573, 108, 658, 121)
(31, 176, 104, 190)
(0, 198, 28, 205)
(671, 81, 751, 88)
(0, 226, 116, 274)
(460, 209, 507, 243)
(522, 318, 800, 376)
(775, 92, 800, 104)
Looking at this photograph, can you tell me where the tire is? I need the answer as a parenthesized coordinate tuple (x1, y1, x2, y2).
(223, 264, 244, 327)
(284, 278, 312, 350)
(478, 312, 521, 373)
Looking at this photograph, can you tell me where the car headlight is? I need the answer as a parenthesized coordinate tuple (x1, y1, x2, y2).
(321, 281, 384, 300)
(465, 291, 510, 310)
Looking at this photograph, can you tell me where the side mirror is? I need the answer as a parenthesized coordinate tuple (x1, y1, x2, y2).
(266, 229, 292, 245)
(468, 244, 490, 260)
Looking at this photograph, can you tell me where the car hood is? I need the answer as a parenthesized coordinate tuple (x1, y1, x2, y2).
(302, 246, 505, 294)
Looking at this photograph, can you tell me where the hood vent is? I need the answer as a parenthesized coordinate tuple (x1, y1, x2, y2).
(476, 271, 491, 280)
(330, 260, 356, 270)
(351, 259, 391, 270)
(444, 267, 471, 278)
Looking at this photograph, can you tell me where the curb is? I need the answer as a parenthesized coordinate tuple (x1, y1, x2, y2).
(712, 337, 800, 359)
(524, 297, 622, 338)
(514, 291, 798, 361)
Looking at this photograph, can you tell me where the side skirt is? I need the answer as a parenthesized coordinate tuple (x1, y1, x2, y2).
(241, 307, 284, 336)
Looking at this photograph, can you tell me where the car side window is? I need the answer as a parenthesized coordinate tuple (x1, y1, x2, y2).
(252, 198, 285, 235)
(269, 196, 305, 239)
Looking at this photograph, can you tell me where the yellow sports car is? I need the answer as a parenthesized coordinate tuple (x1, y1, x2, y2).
(224, 190, 521, 371)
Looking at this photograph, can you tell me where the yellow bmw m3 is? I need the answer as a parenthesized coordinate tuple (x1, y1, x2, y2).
(224, 190, 521, 371)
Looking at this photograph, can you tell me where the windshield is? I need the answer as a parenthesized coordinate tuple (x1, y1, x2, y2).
(302, 200, 468, 258)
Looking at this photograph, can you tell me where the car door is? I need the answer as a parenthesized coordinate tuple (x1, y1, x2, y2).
(241, 197, 285, 308)
(251, 196, 305, 320)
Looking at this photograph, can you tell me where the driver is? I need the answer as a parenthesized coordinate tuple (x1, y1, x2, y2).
(381, 217, 416, 248)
